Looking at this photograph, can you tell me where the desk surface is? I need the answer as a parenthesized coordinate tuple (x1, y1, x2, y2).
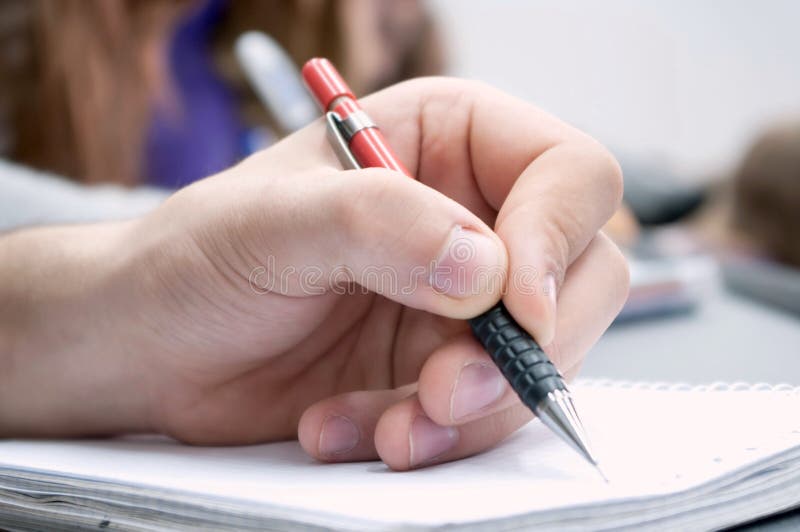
(583, 288, 800, 530)
(584, 289, 800, 385)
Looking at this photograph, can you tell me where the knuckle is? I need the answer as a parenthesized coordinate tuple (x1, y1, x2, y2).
(498, 204, 574, 282)
(328, 172, 429, 260)
(599, 232, 631, 310)
(538, 210, 579, 281)
(590, 141, 625, 209)
(327, 176, 376, 248)
(569, 136, 624, 211)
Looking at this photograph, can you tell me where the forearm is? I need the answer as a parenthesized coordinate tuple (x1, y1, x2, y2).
(0, 222, 152, 436)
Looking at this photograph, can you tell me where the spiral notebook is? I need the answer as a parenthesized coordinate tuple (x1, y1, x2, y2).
(1, 380, 799, 530)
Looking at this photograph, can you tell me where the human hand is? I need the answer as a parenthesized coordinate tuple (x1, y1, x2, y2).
(2, 78, 627, 470)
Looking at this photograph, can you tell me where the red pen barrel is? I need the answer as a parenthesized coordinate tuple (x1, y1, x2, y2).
(349, 128, 412, 176)
(303, 57, 412, 177)
(301, 58, 354, 111)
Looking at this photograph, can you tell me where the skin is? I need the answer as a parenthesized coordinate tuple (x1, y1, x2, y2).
(0, 78, 628, 470)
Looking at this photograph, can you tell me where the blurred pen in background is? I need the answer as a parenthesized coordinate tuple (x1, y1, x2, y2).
(235, 31, 317, 136)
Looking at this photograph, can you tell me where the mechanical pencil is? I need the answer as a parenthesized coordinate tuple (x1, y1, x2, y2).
(301, 57, 603, 477)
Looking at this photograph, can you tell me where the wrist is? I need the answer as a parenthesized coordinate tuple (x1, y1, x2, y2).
(0, 221, 155, 436)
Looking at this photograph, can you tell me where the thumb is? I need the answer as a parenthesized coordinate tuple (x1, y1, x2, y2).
(253, 167, 508, 319)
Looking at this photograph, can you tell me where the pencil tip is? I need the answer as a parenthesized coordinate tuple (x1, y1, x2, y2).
(535, 389, 608, 480)
(595, 463, 610, 484)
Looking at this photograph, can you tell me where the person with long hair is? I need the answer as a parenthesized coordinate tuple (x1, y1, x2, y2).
(1, 0, 442, 187)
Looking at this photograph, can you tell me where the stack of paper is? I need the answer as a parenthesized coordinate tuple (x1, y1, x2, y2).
(1, 380, 799, 530)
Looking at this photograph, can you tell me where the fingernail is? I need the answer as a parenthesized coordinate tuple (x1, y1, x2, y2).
(451, 363, 507, 421)
(409, 415, 459, 467)
(538, 272, 558, 346)
(319, 415, 359, 456)
(430, 225, 503, 298)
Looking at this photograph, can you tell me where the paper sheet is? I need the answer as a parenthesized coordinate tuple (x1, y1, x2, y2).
(1, 383, 799, 528)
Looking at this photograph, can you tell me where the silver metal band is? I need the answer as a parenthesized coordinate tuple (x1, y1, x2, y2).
(339, 110, 376, 140)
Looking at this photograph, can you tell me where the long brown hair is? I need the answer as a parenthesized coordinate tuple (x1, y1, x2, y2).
(1, 0, 441, 185)
(7, 1, 166, 185)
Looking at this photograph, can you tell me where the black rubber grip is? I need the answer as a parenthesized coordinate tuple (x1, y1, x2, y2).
(469, 302, 566, 409)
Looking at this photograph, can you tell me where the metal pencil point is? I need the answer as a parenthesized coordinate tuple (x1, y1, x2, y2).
(535, 389, 608, 482)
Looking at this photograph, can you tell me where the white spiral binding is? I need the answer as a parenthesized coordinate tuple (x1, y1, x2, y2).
(575, 378, 800, 453)
(575, 378, 800, 395)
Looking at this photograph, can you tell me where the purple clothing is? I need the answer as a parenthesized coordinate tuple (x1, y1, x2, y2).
(144, 0, 244, 189)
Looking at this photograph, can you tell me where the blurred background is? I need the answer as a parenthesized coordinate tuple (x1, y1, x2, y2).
(1, 0, 798, 383)
(427, 0, 800, 385)
(432, 0, 800, 181)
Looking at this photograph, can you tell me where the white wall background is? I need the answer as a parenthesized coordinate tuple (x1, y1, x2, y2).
(428, 0, 800, 182)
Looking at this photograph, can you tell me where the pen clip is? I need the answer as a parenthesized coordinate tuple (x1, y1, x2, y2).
(325, 112, 361, 170)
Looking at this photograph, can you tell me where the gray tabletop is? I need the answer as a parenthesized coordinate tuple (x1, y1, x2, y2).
(582, 287, 800, 529)
(584, 288, 800, 385)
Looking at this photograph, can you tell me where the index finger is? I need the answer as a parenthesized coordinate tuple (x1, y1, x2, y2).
(357, 77, 617, 211)
(278, 77, 623, 344)
(358, 79, 624, 344)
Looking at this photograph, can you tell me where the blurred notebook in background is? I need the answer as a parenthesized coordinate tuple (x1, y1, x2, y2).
(1, 380, 800, 530)
(619, 251, 800, 323)
(722, 257, 800, 317)
(617, 255, 719, 322)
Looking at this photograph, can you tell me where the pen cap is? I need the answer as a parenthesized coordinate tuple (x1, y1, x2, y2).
(302, 58, 355, 111)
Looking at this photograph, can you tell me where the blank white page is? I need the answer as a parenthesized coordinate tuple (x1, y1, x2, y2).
(1, 382, 799, 528)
